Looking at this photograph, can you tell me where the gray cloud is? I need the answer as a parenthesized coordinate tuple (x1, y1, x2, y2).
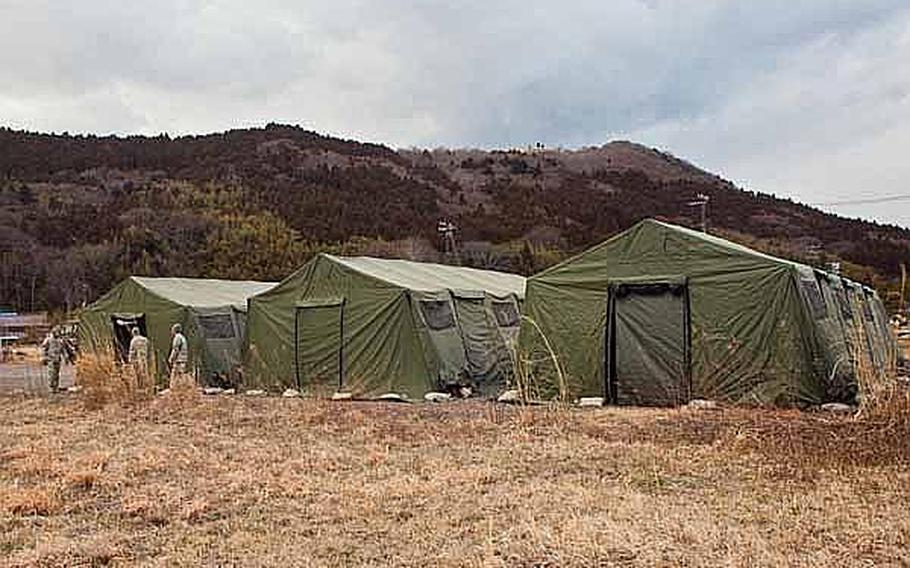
(1, 0, 908, 225)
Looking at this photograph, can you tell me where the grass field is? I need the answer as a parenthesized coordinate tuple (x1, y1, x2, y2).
(1, 394, 909, 567)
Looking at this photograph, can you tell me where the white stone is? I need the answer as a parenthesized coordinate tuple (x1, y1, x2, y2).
(331, 392, 354, 401)
(497, 389, 521, 403)
(157, 389, 171, 396)
(459, 386, 473, 399)
(577, 397, 604, 408)
(282, 388, 300, 398)
(820, 402, 854, 414)
(67, 385, 83, 393)
(222, 388, 236, 395)
(378, 393, 409, 402)
(203, 387, 224, 395)
(688, 399, 718, 410)
(424, 392, 452, 403)
(244, 389, 266, 396)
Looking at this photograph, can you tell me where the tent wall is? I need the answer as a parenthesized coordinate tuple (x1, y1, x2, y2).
(521, 220, 833, 406)
(411, 290, 468, 388)
(245, 255, 525, 398)
(246, 256, 434, 398)
(813, 273, 858, 400)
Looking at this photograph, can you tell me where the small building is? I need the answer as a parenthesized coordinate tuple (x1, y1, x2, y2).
(0, 312, 50, 342)
(244, 254, 526, 398)
(521, 219, 897, 406)
(79, 277, 276, 385)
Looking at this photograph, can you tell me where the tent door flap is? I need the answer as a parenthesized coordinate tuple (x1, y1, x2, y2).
(605, 281, 691, 406)
(295, 302, 345, 391)
(110, 314, 146, 363)
(196, 312, 243, 382)
(453, 296, 500, 392)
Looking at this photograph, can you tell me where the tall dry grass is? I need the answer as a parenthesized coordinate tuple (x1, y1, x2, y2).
(76, 348, 156, 410)
(846, 306, 909, 427)
(505, 315, 570, 404)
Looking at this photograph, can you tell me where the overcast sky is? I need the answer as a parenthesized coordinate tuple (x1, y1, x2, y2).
(1, 1, 909, 227)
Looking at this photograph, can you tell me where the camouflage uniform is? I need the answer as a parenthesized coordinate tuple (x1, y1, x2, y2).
(168, 330, 188, 383)
(128, 332, 150, 386)
(40, 333, 65, 391)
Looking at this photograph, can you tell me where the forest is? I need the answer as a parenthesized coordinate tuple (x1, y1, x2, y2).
(1, 124, 908, 313)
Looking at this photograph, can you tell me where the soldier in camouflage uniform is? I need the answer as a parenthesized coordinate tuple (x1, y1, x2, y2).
(40, 328, 68, 392)
(168, 323, 189, 385)
(127, 327, 150, 387)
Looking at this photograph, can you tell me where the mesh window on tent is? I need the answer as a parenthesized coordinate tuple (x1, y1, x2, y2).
(198, 314, 235, 339)
(420, 300, 456, 330)
(491, 301, 520, 327)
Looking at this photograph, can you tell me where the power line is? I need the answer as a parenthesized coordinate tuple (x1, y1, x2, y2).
(811, 194, 910, 207)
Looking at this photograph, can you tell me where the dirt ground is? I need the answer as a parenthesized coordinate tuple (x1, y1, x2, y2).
(0, 345, 75, 394)
(1, 395, 909, 567)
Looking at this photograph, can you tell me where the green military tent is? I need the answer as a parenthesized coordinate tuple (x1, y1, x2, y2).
(521, 219, 897, 406)
(79, 277, 276, 385)
(244, 254, 526, 398)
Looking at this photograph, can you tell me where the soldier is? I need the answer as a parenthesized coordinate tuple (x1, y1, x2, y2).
(40, 328, 68, 393)
(127, 327, 150, 387)
(168, 323, 188, 384)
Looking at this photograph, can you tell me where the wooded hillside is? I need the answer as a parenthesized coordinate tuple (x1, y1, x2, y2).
(1, 124, 907, 312)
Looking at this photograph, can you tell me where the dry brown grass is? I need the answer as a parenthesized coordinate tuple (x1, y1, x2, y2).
(76, 351, 155, 410)
(1, 396, 909, 567)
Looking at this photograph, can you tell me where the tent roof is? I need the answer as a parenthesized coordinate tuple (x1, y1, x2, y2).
(533, 218, 807, 281)
(131, 277, 277, 309)
(645, 219, 804, 267)
(325, 255, 526, 298)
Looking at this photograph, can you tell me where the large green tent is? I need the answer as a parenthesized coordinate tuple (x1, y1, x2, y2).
(244, 254, 526, 398)
(520, 219, 897, 406)
(79, 277, 276, 385)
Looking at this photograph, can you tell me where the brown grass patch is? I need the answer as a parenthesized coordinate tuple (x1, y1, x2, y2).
(1, 485, 62, 517)
(76, 351, 155, 410)
(1, 397, 909, 566)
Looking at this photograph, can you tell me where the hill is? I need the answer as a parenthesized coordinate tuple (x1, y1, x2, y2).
(1, 124, 908, 312)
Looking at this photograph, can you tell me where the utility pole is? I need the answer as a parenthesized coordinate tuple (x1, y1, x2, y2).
(686, 193, 710, 233)
(901, 263, 907, 314)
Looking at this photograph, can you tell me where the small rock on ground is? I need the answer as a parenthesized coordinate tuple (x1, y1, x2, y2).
(497, 390, 521, 404)
(282, 388, 300, 398)
(688, 399, 718, 410)
(820, 402, 855, 414)
(203, 387, 224, 395)
(577, 397, 604, 408)
(424, 392, 452, 403)
(378, 393, 409, 403)
(244, 389, 266, 396)
(331, 392, 353, 401)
